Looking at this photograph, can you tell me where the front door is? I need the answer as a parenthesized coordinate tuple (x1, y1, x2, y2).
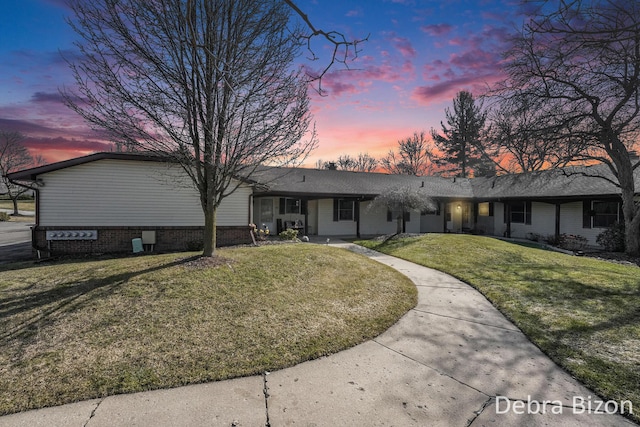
(259, 198, 274, 231)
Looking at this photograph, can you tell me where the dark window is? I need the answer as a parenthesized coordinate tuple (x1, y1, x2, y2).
(509, 201, 532, 225)
(338, 199, 354, 221)
(592, 201, 619, 228)
(284, 198, 301, 214)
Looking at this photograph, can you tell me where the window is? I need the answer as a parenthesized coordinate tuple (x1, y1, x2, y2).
(478, 202, 493, 217)
(260, 198, 273, 223)
(593, 201, 619, 228)
(333, 199, 355, 221)
(279, 197, 300, 214)
(507, 201, 532, 224)
(338, 200, 354, 220)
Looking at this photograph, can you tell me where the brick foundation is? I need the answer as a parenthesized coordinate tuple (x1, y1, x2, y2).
(32, 226, 252, 256)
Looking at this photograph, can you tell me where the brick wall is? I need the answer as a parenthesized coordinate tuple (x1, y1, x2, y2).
(32, 226, 252, 256)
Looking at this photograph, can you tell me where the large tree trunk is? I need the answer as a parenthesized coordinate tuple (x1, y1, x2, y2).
(610, 139, 640, 255)
(202, 203, 217, 257)
(11, 197, 19, 215)
(624, 212, 640, 256)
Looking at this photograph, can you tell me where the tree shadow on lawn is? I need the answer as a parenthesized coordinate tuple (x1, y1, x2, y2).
(0, 256, 197, 343)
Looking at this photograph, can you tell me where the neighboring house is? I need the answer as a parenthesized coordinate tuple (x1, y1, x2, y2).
(6, 152, 637, 256)
(7, 152, 253, 255)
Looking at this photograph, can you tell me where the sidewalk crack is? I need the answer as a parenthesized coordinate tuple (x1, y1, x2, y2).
(262, 371, 271, 427)
(373, 340, 490, 397)
(83, 397, 105, 427)
(466, 397, 494, 426)
(411, 308, 520, 332)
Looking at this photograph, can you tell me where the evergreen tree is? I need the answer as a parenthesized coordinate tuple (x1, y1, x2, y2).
(430, 91, 487, 177)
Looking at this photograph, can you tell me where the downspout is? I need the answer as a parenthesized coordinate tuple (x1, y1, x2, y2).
(303, 197, 309, 236)
(355, 199, 361, 239)
(555, 203, 561, 240)
(505, 202, 512, 238)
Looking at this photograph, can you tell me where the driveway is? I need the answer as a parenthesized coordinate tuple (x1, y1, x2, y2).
(0, 220, 34, 264)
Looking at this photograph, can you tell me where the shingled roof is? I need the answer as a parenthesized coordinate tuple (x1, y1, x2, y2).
(7, 152, 636, 201)
(249, 167, 474, 199)
(470, 164, 635, 201)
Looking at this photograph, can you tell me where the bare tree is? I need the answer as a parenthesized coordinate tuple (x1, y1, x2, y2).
(351, 153, 378, 172)
(319, 153, 378, 172)
(64, 0, 323, 257)
(500, 0, 640, 253)
(431, 91, 487, 178)
(485, 93, 586, 173)
(381, 131, 435, 176)
(0, 131, 39, 215)
(283, 0, 368, 94)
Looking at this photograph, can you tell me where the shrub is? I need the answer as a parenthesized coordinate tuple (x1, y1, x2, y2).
(560, 234, 588, 251)
(526, 232, 543, 242)
(543, 233, 588, 251)
(0, 212, 10, 222)
(596, 222, 626, 252)
(544, 234, 565, 247)
(279, 228, 299, 241)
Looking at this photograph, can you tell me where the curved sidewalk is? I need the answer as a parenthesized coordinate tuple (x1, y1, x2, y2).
(0, 242, 634, 426)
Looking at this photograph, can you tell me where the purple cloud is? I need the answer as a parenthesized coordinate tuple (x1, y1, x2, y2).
(420, 23, 453, 36)
(391, 36, 416, 58)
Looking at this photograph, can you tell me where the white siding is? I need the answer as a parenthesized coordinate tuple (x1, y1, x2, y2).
(316, 199, 356, 235)
(38, 159, 250, 227)
(360, 201, 420, 235)
(491, 202, 555, 239)
(559, 201, 602, 245)
(420, 212, 444, 233)
(507, 202, 556, 239)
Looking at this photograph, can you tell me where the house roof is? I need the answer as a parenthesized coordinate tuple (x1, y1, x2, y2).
(249, 167, 474, 200)
(6, 152, 169, 181)
(7, 152, 636, 201)
(470, 164, 634, 201)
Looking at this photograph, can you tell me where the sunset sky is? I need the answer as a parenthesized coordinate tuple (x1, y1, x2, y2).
(0, 0, 525, 167)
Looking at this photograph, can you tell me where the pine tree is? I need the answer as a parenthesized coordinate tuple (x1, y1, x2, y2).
(431, 91, 487, 177)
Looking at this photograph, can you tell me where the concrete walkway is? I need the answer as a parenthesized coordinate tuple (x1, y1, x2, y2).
(0, 242, 635, 426)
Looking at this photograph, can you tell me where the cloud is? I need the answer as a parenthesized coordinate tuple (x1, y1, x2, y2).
(31, 92, 66, 103)
(420, 23, 454, 36)
(391, 36, 416, 58)
(0, 118, 112, 164)
(345, 8, 362, 17)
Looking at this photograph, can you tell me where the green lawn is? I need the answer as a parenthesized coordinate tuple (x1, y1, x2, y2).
(0, 244, 416, 415)
(357, 234, 640, 423)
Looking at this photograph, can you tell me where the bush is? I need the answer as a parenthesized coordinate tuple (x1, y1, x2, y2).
(544, 233, 588, 251)
(526, 232, 543, 242)
(596, 222, 626, 252)
(560, 234, 588, 251)
(544, 234, 564, 247)
(279, 228, 299, 241)
(0, 212, 10, 222)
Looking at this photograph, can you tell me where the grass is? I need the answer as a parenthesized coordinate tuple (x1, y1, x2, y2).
(0, 199, 34, 223)
(0, 199, 35, 212)
(357, 234, 640, 423)
(0, 244, 416, 415)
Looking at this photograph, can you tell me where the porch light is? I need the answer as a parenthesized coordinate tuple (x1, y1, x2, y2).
(456, 204, 461, 211)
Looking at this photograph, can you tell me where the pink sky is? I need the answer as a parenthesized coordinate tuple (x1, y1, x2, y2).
(0, 0, 522, 166)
